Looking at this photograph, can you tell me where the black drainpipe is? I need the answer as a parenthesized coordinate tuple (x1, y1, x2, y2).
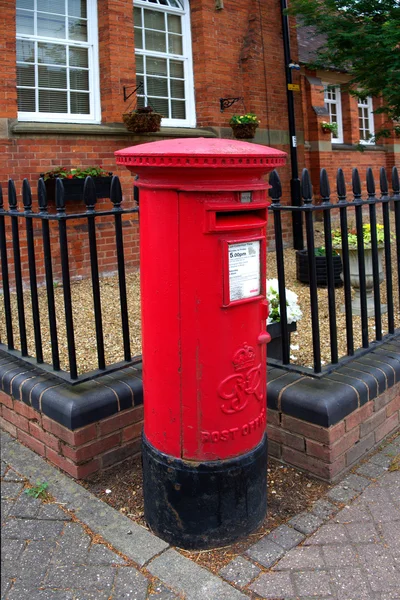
(280, 0, 304, 250)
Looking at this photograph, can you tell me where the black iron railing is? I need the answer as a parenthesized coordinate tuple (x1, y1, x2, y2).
(1, 167, 399, 382)
(0, 176, 139, 383)
(268, 166, 400, 376)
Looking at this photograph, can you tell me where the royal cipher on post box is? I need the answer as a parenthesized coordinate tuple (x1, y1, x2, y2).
(115, 138, 286, 549)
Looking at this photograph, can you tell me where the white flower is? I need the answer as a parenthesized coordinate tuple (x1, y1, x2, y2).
(105, 489, 112, 494)
(266, 279, 302, 325)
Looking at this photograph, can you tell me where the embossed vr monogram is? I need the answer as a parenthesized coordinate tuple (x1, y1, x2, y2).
(218, 343, 263, 414)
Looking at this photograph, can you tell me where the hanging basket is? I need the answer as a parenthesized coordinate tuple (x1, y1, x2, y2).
(122, 110, 163, 134)
(230, 123, 259, 139)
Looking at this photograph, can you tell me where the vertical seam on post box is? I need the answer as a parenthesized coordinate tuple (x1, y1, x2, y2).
(178, 190, 184, 459)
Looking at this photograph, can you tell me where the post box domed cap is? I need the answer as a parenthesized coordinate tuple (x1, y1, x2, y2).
(115, 137, 286, 169)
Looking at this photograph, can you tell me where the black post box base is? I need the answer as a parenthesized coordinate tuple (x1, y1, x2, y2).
(142, 433, 268, 550)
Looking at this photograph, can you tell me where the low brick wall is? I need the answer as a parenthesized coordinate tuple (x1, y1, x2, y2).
(0, 390, 143, 479)
(267, 381, 399, 481)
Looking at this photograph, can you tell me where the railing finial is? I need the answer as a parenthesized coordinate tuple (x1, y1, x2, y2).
(83, 176, 97, 212)
(38, 177, 48, 212)
(22, 179, 33, 212)
(366, 167, 375, 197)
(392, 166, 400, 195)
(336, 168, 346, 201)
(110, 175, 123, 209)
(268, 169, 282, 202)
(379, 167, 388, 195)
(301, 168, 313, 203)
(352, 168, 362, 199)
(55, 178, 66, 212)
(320, 168, 330, 202)
(8, 180, 17, 210)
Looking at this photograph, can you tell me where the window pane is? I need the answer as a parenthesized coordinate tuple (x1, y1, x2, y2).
(17, 64, 35, 87)
(144, 9, 165, 31)
(168, 34, 182, 55)
(134, 6, 142, 27)
(16, 10, 34, 35)
(39, 89, 68, 112)
(68, 0, 87, 18)
(70, 69, 89, 90)
(171, 99, 185, 119)
(17, 0, 34, 9)
(167, 14, 181, 33)
(71, 91, 90, 113)
(137, 95, 145, 109)
(38, 14, 66, 38)
(39, 65, 67, 88)
(17, 40, 35, 62)
(145, 30, 166, 52)
(147, 57, 167, 76)
(37, 0, 65, 13)
(68, 18, 87, 41)
(38, 42, 66, 64)
(135, 54, 144, 72)
(148, 97, 168, 116)
(171, 79, 184, 99)
(170, 60, 183, 78)
(69, 47, 88, 67)
(17, 88, 35, 111)
(147, 76, 168, 97)
(134, 27, 143, 49)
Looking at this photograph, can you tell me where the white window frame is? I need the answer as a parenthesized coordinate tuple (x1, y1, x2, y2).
(358, 96, 375, 145)
(16, 0, 100, 124)
(133, 0, 196, 128)
(323, 84, 343, 144)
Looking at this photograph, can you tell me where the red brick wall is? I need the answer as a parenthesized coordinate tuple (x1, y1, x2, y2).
(0, 390, 143, 479)
(268, 382, 400, 481)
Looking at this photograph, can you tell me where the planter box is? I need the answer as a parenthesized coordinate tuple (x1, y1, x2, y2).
(43, 176, 113, 202)
(267, 321, 297, 361)
(296, 249, 343, 287)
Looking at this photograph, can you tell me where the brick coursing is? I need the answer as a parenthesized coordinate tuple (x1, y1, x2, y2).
(267, 381, 400, 482)
(0, 390, 143, 479)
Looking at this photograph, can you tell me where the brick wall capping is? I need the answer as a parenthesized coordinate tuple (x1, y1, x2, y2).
(10, 122, 218, 139)
(0, 350, 143, 430)
(267, 339, 400, 427)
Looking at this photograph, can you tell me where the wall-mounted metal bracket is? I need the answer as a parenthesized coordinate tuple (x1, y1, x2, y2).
(220, 97, 244, 112)
(123, 82, 144, 102)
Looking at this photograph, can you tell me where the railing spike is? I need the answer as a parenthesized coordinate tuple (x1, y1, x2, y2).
(352, 168, 362, 198)
(336, 168, 346, 200)
(0, 185, 3, 210)
(301, 168, 313, 202)
(22, 178, 33, 211)
(320, 168, 330, 201)
(366, 167, 375, 196)
(83, 176, 97, 211)
(110, 175, 123, 209)
(8, 179, 17, 210)
(379, 167, 388, 195)
(268, 169, 282, 201)
(55, 178, 66, 212)
(38, 177, 48, 212)
(392, 166, 399, 194)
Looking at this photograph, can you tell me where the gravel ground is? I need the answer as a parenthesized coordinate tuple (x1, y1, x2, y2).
(0, 216, 398, 375)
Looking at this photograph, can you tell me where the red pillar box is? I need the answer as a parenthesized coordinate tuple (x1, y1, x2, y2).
(115, 138, 286, 549)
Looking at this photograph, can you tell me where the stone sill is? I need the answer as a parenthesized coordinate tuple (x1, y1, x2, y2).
(332, 143, 387, 152)
(10, 121, 218, 138)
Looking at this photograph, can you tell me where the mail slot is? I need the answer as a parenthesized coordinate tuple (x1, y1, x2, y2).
(115, 138, 286, 549)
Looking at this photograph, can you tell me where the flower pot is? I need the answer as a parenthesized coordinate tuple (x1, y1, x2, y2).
(230, 123, 258, 139)
(122, 111, 162, 133)
(267, 321, 297, 361)
(43, 176, 113, 202)
(296, 249, 343, 287)
(338, 247, 387, 316)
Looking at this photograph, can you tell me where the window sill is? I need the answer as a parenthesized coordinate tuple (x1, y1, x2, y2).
(11, 122, 217, 138)
(332, 143, 387, 152)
